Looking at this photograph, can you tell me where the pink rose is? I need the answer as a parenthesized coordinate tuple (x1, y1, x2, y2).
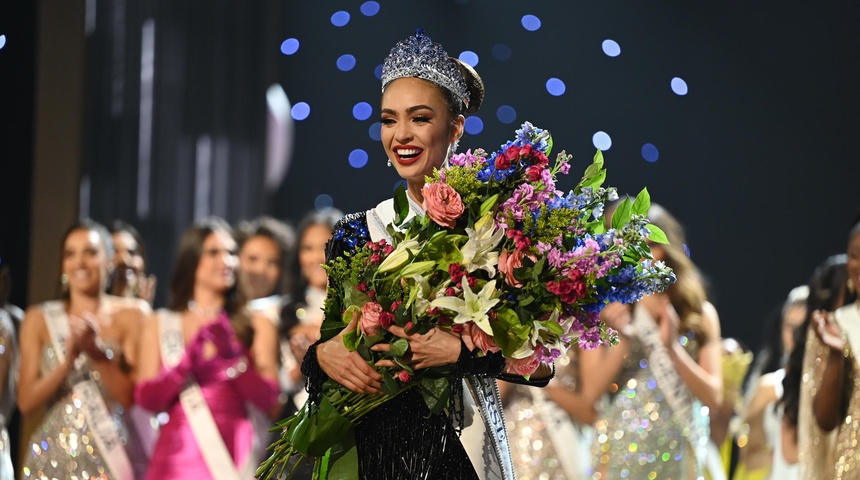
(397, 370, 413, 383)
(498, 249, 525, 288)
(504, 351, 541, 377)
(422, 183, 465, 229)
(466, 322, 501, 354)
(360, 302, 383, 336)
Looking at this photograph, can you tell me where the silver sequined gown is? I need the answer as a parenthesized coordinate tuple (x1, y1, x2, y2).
(593, 331, 707, 480)
(22, 342, 148, 480)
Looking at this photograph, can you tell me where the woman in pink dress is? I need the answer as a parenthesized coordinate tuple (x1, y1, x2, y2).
(134, 218, 280, 479)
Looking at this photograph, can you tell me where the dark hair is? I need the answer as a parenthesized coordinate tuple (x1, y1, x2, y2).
(281, 208, 343, 336)
(58, 219, 114, 300)
(109, 219, 148, 266)
(236, 216, 297, 298)
(168, 217, 252, 348)
(781, 254, 856, 427)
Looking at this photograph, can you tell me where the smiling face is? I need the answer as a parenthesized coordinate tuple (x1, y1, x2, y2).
(238, 235, 281, 299)
(380, 77, 464, 187)
(63, 228, 109, 296)
(194, 230, 238, 294)
(299, 223, 332, 291)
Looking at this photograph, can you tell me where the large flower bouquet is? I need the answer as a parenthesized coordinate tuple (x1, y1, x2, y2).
(258, 122, 675, 479)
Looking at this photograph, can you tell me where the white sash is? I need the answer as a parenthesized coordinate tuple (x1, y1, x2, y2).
(627, 304, 695, 436)
(42, 301, 135, 480)
(527, 387, 586, 479)
(834, 302, 860, 369)
(367, 200, 515, 480)
(157, 310, 256, 480)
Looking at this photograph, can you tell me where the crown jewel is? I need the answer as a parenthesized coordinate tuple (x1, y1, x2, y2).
(381, 29, 469, 107)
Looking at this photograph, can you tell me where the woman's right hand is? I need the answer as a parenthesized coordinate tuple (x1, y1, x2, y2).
(65, 315, 96, 362)
(813, 310, 845, 354)
(317, 311, 382, 394)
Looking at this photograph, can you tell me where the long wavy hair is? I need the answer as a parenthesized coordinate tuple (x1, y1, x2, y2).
(235, 215, 296, 298)
(168, 217, 252, 348)
(648, 203, 709, 344)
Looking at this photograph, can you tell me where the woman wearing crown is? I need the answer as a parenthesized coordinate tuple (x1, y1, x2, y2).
(301, 30, 553, 480)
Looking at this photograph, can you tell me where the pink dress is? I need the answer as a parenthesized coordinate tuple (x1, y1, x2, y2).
(145, 355, 256, 479)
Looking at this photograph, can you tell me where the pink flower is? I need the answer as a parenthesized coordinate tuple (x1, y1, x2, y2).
(397, 370, 413, 383)
(360, 302, 383, 336)
(422, 183, 465, 229)
(378, 312, 395, 327)
(498, 249, 525, 288)
(466, 322, 501, 354)
(504, 351, 541, 377)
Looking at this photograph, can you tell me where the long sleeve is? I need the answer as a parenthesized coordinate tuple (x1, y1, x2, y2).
(134, 355, 192, 412)
(232, 357, 280, 412)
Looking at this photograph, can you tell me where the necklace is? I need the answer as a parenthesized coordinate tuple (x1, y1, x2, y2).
(187, 300, 221, 319)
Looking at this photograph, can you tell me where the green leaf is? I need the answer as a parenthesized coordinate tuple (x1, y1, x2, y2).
(393, 183, 410, 227)
(399, 260, 436, 277)
(579, 167, 606, 191)
(490, 307, 532, 357)
(518, 295, 535, 307)
(343, 283, 370, 311)
(382, 371, 399, 396)
(342, 327, 359, 352)
(645, 224, 670, 244)
(479, 194, 500, 217)
(390, 338, 409, 357)
(611, 198, 633, 229)
(631, 187, 651, 216)
(545, 135, 553, 157)
(325, 436, 358, 480)
(421, 377, 450, 415)
(592, 149, 605, 168)
(538, 320, 564, 336)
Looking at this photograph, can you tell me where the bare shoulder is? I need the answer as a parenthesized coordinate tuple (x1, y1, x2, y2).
(746, 372, 779, 416)
(251, 311, 278, 336)
(701, 301, 722, 338)
(21, 305, 48, 337)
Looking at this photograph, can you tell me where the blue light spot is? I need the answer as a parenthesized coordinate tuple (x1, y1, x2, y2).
(464, 116, 484, 135)
(496, 105, 517, 124)
(647, 379, 657, 390)
(336, 54, 356, 72)
(360, 1, 380, 16)
(41, 441, 48, 450)
(280, 38, 299, 55)
(374, 63, 383, 80)
(592, 131, 612, 151)
(546, 78, 566, 96)
(291, 102, 310, 121)
(683, 243, 691, 257)
(671, 77, 688, 95)
(639, 359, 648, 368)
(521, 15, 542, 31)
(393, 180, 407, 191)
(641, 143, 659, 162)
(458, 50, 479, 67)
(602, 39, 621, 57)
(368, 122, 381, 141)
(0, 35, 6, 50)
(352, 102, 372, 121)
(331, 11, 350, 27)
(491, 44, 512, 61)
(349, 149, 368, 168)
(314, 194, 334, 210)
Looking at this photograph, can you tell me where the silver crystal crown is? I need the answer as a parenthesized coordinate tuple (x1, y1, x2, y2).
(381, 29, 469, 106)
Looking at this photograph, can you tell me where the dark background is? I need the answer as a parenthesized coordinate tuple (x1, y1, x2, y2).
(3, 0, 859, 354)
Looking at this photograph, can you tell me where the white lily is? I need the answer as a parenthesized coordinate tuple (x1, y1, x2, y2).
(461, 213, 505, 277)
(529, 309, 559, 347)
(430, 278, 500, 335)
(378, 237, 421, 273)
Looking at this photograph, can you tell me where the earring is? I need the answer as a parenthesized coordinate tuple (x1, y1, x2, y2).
(60, 273, 69, 292)
(387, 158, 392, 167)
(849, 278, 856, 294)
(448, 140, 460, 158)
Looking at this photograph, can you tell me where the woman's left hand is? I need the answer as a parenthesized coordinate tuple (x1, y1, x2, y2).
(371, 326, 461, 370)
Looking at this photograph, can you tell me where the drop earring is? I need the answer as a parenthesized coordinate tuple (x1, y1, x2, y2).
(387, 158, 392, 167)
(60, 273, 69, 293)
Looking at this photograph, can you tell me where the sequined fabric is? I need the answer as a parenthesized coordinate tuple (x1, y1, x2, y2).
(593, 333, 704, 480)
(0, 310, 16, 480)
(22, 344, 148, 480)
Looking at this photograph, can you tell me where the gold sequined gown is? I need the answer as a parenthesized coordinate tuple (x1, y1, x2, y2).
(593, 332, 706, 480)
(22, 343, 148, 480)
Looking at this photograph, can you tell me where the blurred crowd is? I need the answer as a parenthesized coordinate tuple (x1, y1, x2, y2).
(0, 203, 858, 480)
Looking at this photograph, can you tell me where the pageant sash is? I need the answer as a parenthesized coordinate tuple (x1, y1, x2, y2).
(42, 301, 135, 480)
(158, 310, 256, 480)
(834, 302, 860, 369)
(368, 200, 515, 480)
(627, 304, 695, 437)
(528, 386, 584, 479)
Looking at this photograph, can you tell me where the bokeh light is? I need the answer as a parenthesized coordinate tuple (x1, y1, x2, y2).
(368, 121, 381, 141)
(641, 143, 659, 162)
(683, 244, 691, 257)
(336, 54, 356, 71)
(671, 77, 688, 95)
(352, 102, 372, 121)
(465, 116, 484, 135)
(496, 105, 517, 124)
(291, 102, 310, 121)
(546, 78, 566, 96)
(491, 44, 512, 61)
(314, 194, 334, 210)
(393, 179, 407, 191)
(349, 149, 369, 168)
(0, 35, 7, 51)
(331, 11, 350, 27)
(280, 38, 299, 55)
(374, 64, 383, 80)
(458, 50, 479, 67)
(521, 15, 542, 31)
(360, 1, 380, 16)
(592, 131, 612, 151)
(602, 39, 621, 57)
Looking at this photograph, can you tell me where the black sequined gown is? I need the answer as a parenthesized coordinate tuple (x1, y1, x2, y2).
(302, 212, 549, 480)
